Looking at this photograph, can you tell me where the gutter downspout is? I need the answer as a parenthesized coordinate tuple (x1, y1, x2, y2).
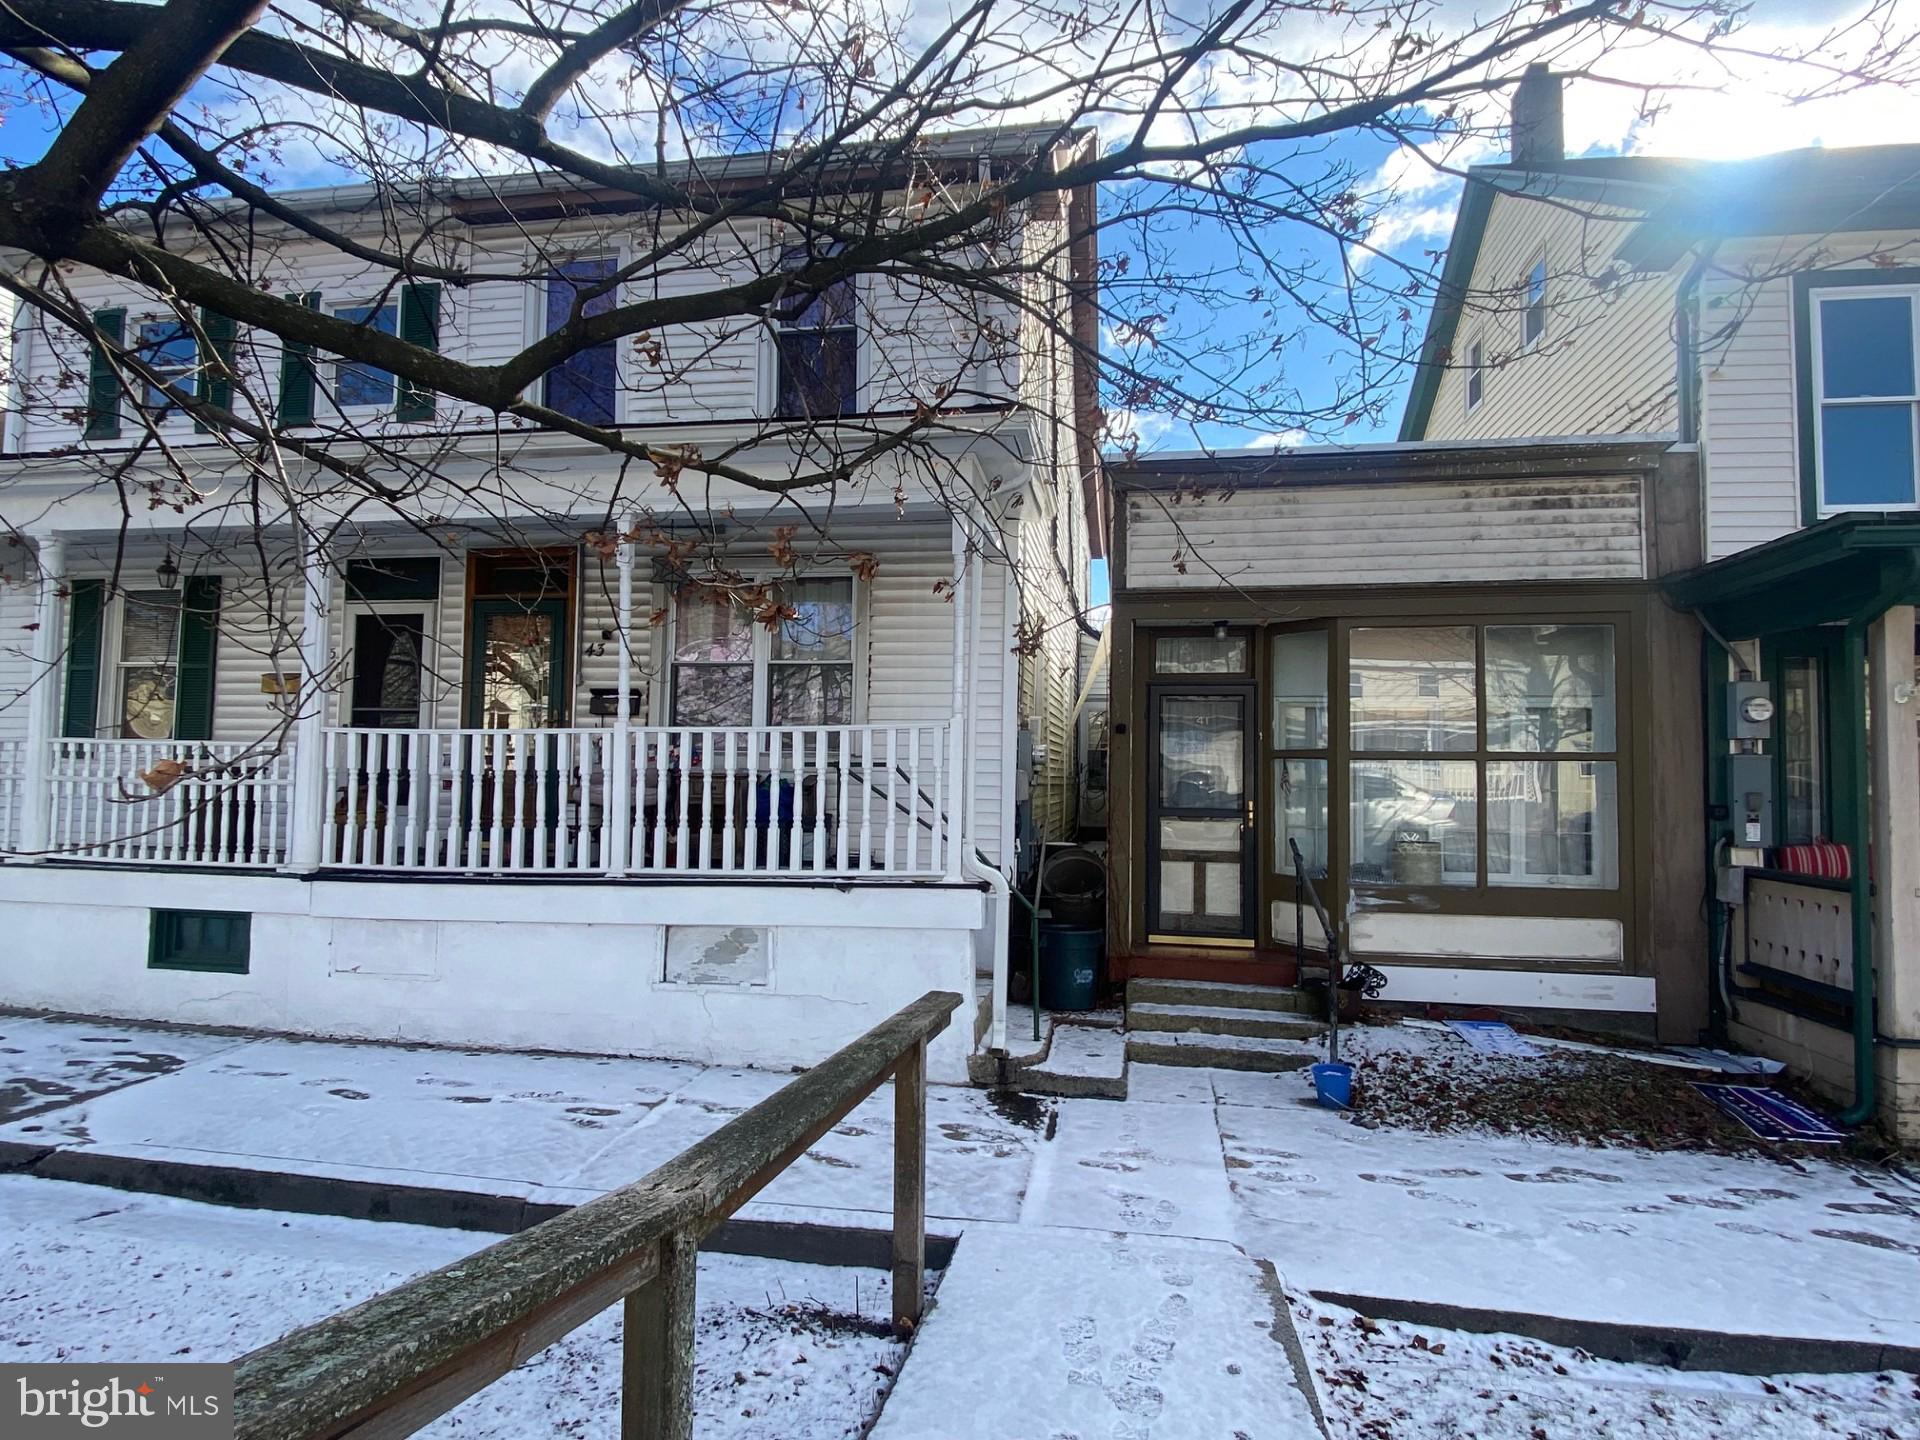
(953, 505, 1013, 1054)
(1674, 241, 1719, 446)
(1837, 554, 1920, 1126)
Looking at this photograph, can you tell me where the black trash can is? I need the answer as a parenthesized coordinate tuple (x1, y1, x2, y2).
(1038, 925, 1102, 1011)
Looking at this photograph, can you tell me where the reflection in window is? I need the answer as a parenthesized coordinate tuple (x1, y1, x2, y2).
(1523, 258, 1547, 345)
(1815, 291, 1919, 509)
(1485, 624, 1614, 752)
(775, 244, 857, 418)
(1350, 758, 1476, 885)
(138, 321, 196, 413)
(1156, 633, 1247, 675)
(1349, 627, 1476, 753)
(1158, 695, 1244, 807)
(1274, 757, 1328, 875)
(769, 578, 854, 725)
(118, 590, 179, 739)
(1487, 760, 1618, 888)
(479, 613, 555, 729)
(1781, 657, 1824, 844)
(333, 302, 397, 408)
(672, 589, 755, 725)
(670, 577, 857, 726)
(1271, 630, 1327, 747)
(544, 257, 619, 426)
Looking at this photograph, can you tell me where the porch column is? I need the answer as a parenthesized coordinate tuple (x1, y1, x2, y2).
(947, 513, 970, 882)
(1869, 606, 1920, 1136)
(18, 534, 66, 860)
(606, 513, 636, 875)
(285, 537, 332, 871)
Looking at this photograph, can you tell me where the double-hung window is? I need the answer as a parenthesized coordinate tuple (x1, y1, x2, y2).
(332, 301, 398, 408)
(543, 257, 619, 425)
(138, 320, 197, 415)
(1522, 256, 1547, 347)
(774, 244, 858, 418)
(116, 590, 182, 739)
(671, 578, 856, 726)
(1811, 286, 1920, 511)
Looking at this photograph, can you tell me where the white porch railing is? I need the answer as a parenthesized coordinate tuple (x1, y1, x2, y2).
(0, 738, 21, 855)
(319, 722, 957, 878)
(43, 738, 297, 866)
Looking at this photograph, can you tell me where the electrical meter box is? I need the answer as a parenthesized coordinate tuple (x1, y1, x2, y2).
(1727, 680, 1776, 741)
(1726, 751, 1775, 849)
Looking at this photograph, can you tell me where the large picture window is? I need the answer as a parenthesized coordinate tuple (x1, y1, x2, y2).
(1348, 623, 1618, 890)
(671, 578, 856, 726)
(1811, 286, 1920, 511)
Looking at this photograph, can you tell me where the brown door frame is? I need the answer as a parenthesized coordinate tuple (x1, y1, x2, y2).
(1145, 677, 1257, 946)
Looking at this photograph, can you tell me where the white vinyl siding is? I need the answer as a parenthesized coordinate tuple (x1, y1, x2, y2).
(1419, 190, 1680, 442)
(1122, 476, 1647, 589)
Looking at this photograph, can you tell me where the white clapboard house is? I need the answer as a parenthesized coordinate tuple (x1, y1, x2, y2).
(0, 128, 1104, 1084)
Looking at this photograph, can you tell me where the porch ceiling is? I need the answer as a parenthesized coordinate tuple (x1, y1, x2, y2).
(1664, 513, 1920, 637)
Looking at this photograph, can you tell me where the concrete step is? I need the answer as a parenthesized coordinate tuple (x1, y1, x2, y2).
(1126, 1001, 1322, 1041)
(1015, 1023, 1128, 1099)
(1126, 977, 1321, 1017)
(1125, 1029, 1317, 1073)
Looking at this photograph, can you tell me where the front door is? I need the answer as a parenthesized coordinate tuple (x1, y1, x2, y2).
(1148, 686, 1255, 944)
(348, 610, 430, 728)
(466, 598, 569, 729)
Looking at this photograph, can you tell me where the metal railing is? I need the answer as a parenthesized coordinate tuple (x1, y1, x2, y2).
(232, 990, 960, 1440)
(1289, 838, 1344, 1060)
(43, 738, 296, 866)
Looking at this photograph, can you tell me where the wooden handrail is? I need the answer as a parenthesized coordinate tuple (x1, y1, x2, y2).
(232, 990, 961, 1440)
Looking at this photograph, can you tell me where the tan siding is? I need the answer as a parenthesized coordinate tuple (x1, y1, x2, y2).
(1123, 476, 1647, 590)
(1420, 190, 1680, 442)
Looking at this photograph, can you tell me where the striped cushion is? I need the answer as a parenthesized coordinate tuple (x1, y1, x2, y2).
(1772, 841, 1851, 880)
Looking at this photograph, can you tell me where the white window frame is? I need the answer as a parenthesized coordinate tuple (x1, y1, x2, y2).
(761, 234, 867, 420)
(99, 586, 183, 738)
(339, 598, 439, 729)
(1521, 252, 1548, 349)
(523, 244, 628, 425)
(135, 316, 198, 424)
(665, 574, 867, 727)
(1809, 283, 1920, 516)
(1464, 336, 1485, 413)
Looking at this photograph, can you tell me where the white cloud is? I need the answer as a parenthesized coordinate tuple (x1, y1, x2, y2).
(1241, 428, 1306, 449)
(1103, 407, 1175, 452)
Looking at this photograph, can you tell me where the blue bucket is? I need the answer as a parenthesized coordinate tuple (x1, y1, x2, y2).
(1310, 1061, 1353, 1110)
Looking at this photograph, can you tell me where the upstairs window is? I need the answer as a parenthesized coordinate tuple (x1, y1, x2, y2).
(332, 301, 397, 408)
(138, 320, 196, 415)
(774, 245, 857, 418)
(670, 578, 856, 726)
(1812, 287, 1919, 511)
(543, 257, 618, 426)
(1465, 338, 1485, 411)
(1522, 257, 1547, 347)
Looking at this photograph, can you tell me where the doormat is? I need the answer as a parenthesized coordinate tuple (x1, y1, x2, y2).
(1693, 1083, 1846, 1143)
(1445, 1020, 1539, 1057)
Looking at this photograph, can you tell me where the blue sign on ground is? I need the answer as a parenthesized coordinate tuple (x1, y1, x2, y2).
(1693, 1083, 1846, 1143)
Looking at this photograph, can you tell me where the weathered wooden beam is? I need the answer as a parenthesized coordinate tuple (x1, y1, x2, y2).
(623, 1230, 697, 1440)
(892, 1039, 927, 1334)
(232, 989, 959, 1440)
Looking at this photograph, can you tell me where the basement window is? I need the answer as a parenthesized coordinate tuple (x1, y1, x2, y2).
(149, 908, 251, 974)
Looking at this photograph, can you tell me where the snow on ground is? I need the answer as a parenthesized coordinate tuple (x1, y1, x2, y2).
(0, 1014, 249, 1125)
(1296, 1296, 1918, 1439)
(872, 1224, 1321, 1439)
(0, 1029, 1042, 1223)
(0, 1174, 911, 1440)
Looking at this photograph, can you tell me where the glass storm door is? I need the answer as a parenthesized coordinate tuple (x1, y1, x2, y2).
(467, 599, 569, 730)
(1269, 624, 1334, 952)
(349, 612, 429, 729)
(1149, 686, 1255, 942)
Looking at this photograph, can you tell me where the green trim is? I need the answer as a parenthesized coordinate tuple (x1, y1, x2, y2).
(465, 597, 570, 728)
(1792, 266, 1920, 527)
(345, 556, 440, 602)
(148, 908, 251, 974)
(194, 309, 237, 433)
(1666, 512, 1920, 634)
(1397, 180, 1495, 441)
(61, 578, 105, 737)
(395, 283, 440, 421)
(84, 308, 125, 440)
(277, 290, 321, 426)
(174, 575, 221, 741)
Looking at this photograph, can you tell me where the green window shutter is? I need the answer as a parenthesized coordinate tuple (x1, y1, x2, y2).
(277, 291, 320, 426)
(174, 575, 221, 741)
(62, 578, 105, 737)
(85, 308, 125, 440)
(194, 309, 238, 433)
(396, 282, 440, 421)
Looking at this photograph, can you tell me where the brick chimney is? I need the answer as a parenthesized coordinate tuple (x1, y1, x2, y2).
(1510, 64, 1564, 167)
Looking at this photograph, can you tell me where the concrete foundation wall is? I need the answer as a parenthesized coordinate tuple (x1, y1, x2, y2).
(0, 869, 984, 1083)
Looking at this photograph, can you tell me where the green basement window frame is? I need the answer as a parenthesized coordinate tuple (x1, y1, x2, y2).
(149, 908, 251, 973)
